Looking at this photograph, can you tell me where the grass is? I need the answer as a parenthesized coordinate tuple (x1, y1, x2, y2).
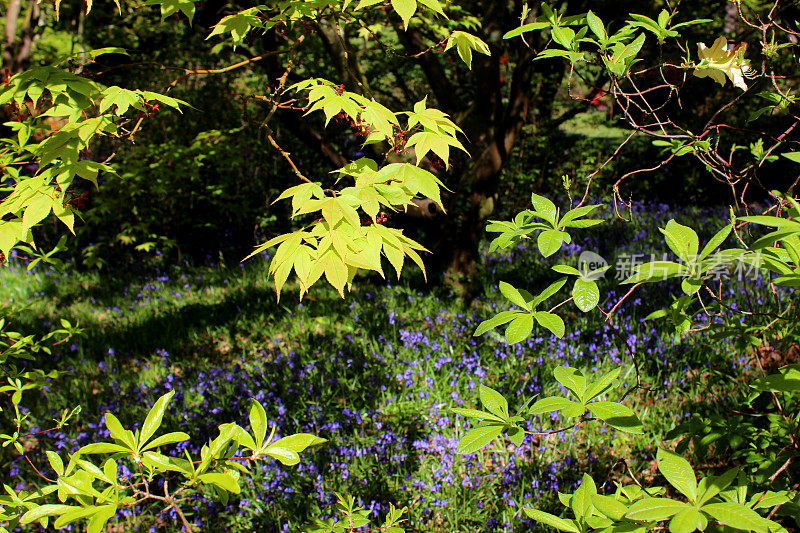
(0, 200, 776, 532)
(557, 110, 631, 139)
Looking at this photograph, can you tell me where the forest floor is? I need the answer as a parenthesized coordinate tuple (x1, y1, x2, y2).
(0, 200, 769, 532)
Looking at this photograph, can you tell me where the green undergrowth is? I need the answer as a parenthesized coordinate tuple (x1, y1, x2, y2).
(0, 205, 767, 531)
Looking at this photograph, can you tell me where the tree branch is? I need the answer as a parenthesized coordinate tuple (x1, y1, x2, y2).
(276, 110, 349, 169)
(394, 26, 463, 114)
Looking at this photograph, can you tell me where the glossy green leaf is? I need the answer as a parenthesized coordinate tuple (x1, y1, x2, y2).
(198, 472, 241, 494)
(533, 312, 565, 338)
(669, 507, 705, 533)
(503, 21, 549, 39)
(104, 412, 128, 444)
(139, 390, 175, 449)
(584, 367, 620, 401)
(588, 401, 643, 434)
(622, 261, 687, 284)
(474, 310, 521, 336)
(586, 11, 607, 41)
(701, 503, 769, 533)
(538, 229, 564, 257)
(530, 194, 557, 224)
(533, 278, 568, 308)
(87, 505, 117, 533)
(505, 314, 534, 344)
(479, 385, 509, 418)
(270, 433, 327, 453)
(695, 468, 738, 505)
(611, 32, 646, 65)
(54, 506, 103, 529)
(626, 498, 691, 521)
(263, 446, 300, 466)
(20, 504, 70, 524)
(499, 281, 531, 310)
(77, 442, 131, 455)
(140, 432, 190, 452)
(657, 449, 697, 502)
(456, 424, 503, 454)
(522, 508, 580, 533)
(553, 264, 582, 276)
(529, 396, 574, 415)
(507, 426, 524, 446)
(572, 278, 599, 312)
(571, 474, 597, 520)
(45, 451, 64, 477)
(451, 408, 505, 423)
(661, 220, 699, 263)
(699, 224, 732, 260)
(249, 400, 268, 448)
(592, 493, 627, 521)
(554, 366, 586, 400)
(561, 402, 586, 418)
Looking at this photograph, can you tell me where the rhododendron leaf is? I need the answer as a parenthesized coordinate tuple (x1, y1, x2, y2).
(538, 229, 564, 257)
(20, 504, 70, 524)
(626, 498, 691, 521)
(554, 366, 586, 399)
(592, 494, 627, 521)
(141, 432, 190, 452)
(586, 11, 606, 41)
(77, 442, 131, 455)
(87, 505, 117, 533)
(657, 448, 698, 502)
(533, 278, 568, 308)
(669, 507, 705, 533)
(585, 367, 621, 401)
(534, 311, 565, 338)
(701, 503, 770, 533)
(571, 474, 597, 520)
(451, 408, 505, 423)
(474, 310, 521, 336)
(507, 427, 524, 446)
(456, 424, 503, 454)
(572, 278, 599, 312)
(523, 508, 580, 533)
(249, 400, 268, 448)
(699, 224, 732, 260)
(104, 413, 135, 449)
(589, 401, 643, 434)
(661, 220, 699, 263)
(499, 281, 531, 310)
(270, 433, 327, 453)
(479, 385, 509, 419)
(505, 314, 533, 344)
(530, 193, 558, 225)
(139, 390, 174, 449)
(561, 402, 586, 418)
(529, 396, 574, 415)
(198, 472, 240, 494)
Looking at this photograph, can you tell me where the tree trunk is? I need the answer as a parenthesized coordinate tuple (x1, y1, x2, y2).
(3, 0, 36, 74)
(3, 0, 23, 71)
(435, 55, 565, 298)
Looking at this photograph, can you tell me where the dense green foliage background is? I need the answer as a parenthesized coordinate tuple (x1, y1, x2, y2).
(16, 0, 783, 269)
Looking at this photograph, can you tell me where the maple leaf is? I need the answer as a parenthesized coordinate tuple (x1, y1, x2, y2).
(693, 36, 753, 90)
